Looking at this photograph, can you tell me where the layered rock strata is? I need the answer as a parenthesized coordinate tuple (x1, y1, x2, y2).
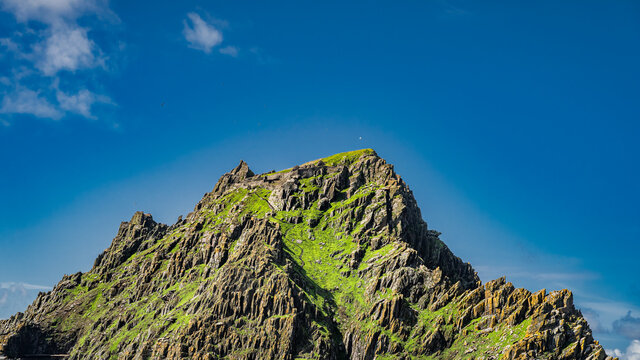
(0, 149, 615, 360)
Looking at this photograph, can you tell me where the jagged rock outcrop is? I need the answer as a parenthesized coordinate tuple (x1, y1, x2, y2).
(0, 149, 615, 359)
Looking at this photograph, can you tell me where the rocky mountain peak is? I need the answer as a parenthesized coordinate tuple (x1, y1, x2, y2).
(230, 160, 255, 179)
(0, 149, 616, 360)
(212, 160, 255, 195)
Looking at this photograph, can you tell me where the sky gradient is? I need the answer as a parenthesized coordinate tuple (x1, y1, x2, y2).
(1, 0, 639, 357)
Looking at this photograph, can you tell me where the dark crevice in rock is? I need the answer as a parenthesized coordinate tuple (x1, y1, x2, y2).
(0, 149, 615, 360)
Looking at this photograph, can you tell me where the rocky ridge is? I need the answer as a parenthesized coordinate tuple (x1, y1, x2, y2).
(0, 149, 615, 359)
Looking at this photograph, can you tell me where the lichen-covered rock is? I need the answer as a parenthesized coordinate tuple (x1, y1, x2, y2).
(0, 149, 616, 360)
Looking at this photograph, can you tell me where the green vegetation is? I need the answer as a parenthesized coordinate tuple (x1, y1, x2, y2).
(431, 318, 532, 359)
(275, 148, 375, 173)
(270, 181, 389, 320)
(318, 149, 375, 166)
(298, 175, 321, 193)
(42, 150, 539, 359)
(201, 187, 272, 233)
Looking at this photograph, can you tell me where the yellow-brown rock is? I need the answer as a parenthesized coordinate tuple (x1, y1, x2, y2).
(0, 150, 616, 360)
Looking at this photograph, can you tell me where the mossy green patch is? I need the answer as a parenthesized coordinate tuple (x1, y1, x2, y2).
(201, 187, 272, 233)
(318, 149, 375, 166)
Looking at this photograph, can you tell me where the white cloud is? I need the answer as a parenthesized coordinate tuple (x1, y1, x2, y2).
(607, 340, 640, 360)
(35, 24, 101, 75)
(219, 45, 238, 57)
(56, 87, 111, 118)
(628, 341, 640, 360)
(0, 0, 117, 121)
(0, 83, 113, 121)
(0, 87, 62, 119)
(1, 0, 109, 76)
(0, 0, 106, 24)
(183, 12, 223, 53)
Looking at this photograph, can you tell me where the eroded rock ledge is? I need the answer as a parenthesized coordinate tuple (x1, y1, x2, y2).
(0, 149, 615, 360)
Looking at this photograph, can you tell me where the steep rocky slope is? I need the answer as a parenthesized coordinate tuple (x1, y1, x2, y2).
(0, 149, 615, 359)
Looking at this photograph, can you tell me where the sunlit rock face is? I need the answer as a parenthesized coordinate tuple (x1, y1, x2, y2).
(0, 149, 616, 360)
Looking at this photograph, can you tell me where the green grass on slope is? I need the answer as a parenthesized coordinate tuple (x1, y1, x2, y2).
(201, 187, 272, 233)
(56, 187, 273, 357)
(54, 163, 534, 359)
(266, 173, 534, 359)
(275, 149, 376, 173)
(425, 318, 532, 360)
(317, 149, 376, 166)
(270, 182, 387, 320)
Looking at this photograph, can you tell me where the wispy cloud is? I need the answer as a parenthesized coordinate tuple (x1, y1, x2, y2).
(183, 12, 237, 57)
(474, 265, 599, 284)
(0, 281, 52, 319)
(582, 307, 607, 333)
(437, 0, 471, 17)
(0, 37, 21, 53)
(0, 87, 62, 119)
(0, 0, 110, 24)
(614, 312, 640, 340)
(580, 300, 640, 329)
(248, 46, 278, 64)
(0, 282, 51, 291)
(0, 0, 118, 123)
(56, 87, 112, 119)
(219, 45, 238, 57)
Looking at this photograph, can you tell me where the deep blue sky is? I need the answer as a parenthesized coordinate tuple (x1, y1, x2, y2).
(1, 0, 639, 355)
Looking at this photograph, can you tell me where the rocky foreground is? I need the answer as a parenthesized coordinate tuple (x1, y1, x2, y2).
(0, 149, 615, 359)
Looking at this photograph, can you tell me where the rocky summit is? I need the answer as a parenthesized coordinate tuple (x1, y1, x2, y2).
(0, 149, 616, 360)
